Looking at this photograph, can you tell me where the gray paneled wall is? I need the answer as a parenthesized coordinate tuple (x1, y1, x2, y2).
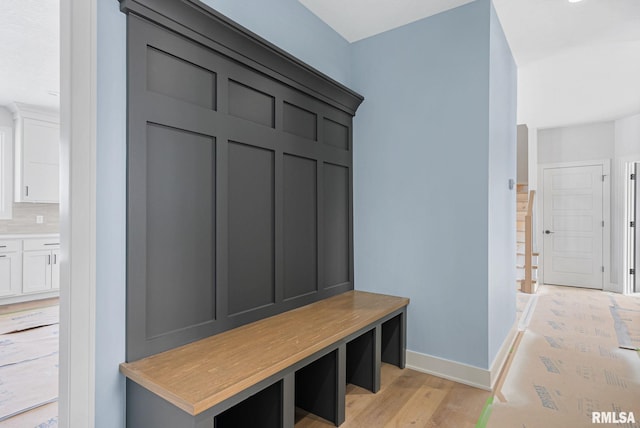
(123, 0, 363, 361)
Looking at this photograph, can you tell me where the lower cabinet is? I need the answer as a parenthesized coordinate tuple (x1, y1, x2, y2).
(0, 240, 22, 297)
(23, 239, 60, 294)
(0, 236, 60, 303)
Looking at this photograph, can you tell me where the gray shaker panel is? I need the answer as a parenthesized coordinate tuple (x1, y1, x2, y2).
(283, 154, 317, 300)
(283, 102, 317, 141)
(126, 8, 359, 360)
(145, 124, 216, 339)
(323, 163, 350, 288)
(228, 80, 275, 128)
(147, 46, 216, 110)
(323, 118, 349, 151)
(228, 141, 275, 315)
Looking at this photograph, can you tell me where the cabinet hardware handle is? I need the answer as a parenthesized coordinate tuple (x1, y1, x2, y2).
(25, 186, 29, 197)
(0, 255, 6, 258)
(54, 254, 57, 264)
(0, 245, 6, 248)
(44, 243, 59, 246)
(48, 255, 51, 265)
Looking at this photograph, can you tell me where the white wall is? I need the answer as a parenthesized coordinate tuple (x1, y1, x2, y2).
(0, 106, 12, 127)
(615, 113, 640, 157)
(538, 121, 614, 164)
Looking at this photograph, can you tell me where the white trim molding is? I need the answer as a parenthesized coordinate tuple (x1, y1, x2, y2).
(59, 0, 97, 426)
(405, 322, 518, 391)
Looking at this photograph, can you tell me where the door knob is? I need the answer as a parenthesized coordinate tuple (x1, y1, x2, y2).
(544, 230, 554, 234)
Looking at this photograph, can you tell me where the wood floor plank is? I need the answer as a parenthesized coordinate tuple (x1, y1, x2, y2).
(295, 364, 490, 428)
(425, 383, 490, 428)
(0, 298, 59, 316)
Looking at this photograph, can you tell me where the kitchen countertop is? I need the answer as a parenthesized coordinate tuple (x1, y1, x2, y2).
(0, 233, 60, 239)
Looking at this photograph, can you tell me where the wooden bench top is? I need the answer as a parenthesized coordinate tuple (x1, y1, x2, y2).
(120, 290, 409, 416)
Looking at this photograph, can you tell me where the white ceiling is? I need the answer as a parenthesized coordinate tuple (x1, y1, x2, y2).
(0, 0, 60, 111)
(298, 0, 475, 43)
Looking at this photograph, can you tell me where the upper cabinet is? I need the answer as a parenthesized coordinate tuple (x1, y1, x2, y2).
(11, 103, 60, 203)
(0, 124, 13, 219)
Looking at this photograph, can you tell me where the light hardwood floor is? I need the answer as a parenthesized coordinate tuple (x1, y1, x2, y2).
(296, 363, 490, 427)
(0, 297, 58, 315)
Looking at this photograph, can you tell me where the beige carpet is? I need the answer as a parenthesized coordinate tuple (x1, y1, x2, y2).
(487, 285, 640, 428)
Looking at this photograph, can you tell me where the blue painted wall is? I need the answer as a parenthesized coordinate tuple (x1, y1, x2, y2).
(95, 0, 126, 427)
(351, 0, 516, 370)
(487, 2, 517, 364)
(350, 0, 491, 369)
(201, 0, 351, 85)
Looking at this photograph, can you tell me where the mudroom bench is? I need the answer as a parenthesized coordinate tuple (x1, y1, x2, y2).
(120, 291, 409, 428)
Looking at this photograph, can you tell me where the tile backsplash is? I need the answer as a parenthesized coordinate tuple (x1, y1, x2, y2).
(0, 203, 60, 234)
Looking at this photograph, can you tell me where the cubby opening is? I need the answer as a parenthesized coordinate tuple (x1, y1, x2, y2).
(295, 349, 340, 425)
(381, 314, 403, 367)
(346, 328, 376, 392)
(215, 381, 282, 428)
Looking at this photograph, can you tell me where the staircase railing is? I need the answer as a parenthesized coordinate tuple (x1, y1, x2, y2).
(522, 190, 536, 293)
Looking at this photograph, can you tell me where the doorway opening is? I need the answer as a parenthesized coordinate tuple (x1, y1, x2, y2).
(540, 160, 611, 289)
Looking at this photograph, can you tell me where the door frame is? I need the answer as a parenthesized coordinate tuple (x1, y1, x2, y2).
(60, 0, 97, 426)
(538, 159, 611, 290)
(624, 161, 639, 295)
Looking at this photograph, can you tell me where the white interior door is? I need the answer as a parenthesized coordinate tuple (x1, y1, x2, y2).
(543, 165, 604, 289)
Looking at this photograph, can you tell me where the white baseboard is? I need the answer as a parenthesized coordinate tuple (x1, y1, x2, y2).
(405, 322, 518, 391)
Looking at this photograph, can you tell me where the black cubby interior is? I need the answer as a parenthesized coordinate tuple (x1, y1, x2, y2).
(381, 314, 402, 367)
(215, 381, 282, 428)
(346, 328, 375, 392)
(295, 350, 340, 425)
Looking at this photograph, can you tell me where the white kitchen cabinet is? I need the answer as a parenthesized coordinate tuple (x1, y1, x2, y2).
(0, 235, 59, 304)
(22, 238, 60, 294)
(23, 250, 53, 293)
(11, 103, 60, 203)
(0, 240, 21, 297)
